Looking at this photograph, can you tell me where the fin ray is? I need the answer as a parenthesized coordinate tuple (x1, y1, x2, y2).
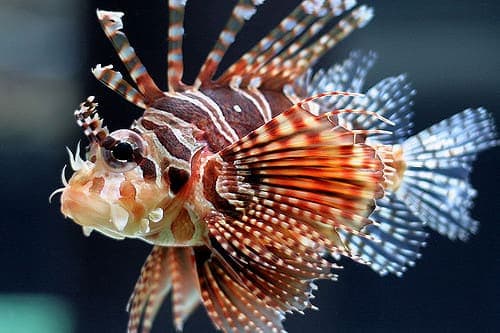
(96, 10, 163, 102)
(398, 108, 498, 240)
(92, 64, 147, 109)
(127, 247, 171, 333)
(196, 0, 266, 86)
(167, 0, 187, 91)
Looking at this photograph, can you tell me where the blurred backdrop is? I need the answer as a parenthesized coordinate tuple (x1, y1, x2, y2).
(0, 0, 499, 332)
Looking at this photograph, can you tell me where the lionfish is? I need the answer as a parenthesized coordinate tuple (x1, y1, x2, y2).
(52, 1, 498, 332)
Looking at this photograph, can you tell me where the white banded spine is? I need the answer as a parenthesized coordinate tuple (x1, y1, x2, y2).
(167, 0, 187, 91)
(96, 10, 163, 101)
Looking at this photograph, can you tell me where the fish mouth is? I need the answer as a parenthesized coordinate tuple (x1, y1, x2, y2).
(61, 187, 111, 228)
(60, 189, 166, 240)
(61, 187, 135, 239)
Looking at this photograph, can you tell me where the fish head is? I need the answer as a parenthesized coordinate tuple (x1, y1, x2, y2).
(55, 97, 192, 241)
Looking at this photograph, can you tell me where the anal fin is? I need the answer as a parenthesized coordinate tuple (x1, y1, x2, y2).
(126, 246, 201, 333)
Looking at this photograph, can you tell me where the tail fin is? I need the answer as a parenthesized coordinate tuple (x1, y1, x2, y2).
(397, 108, 498, 240)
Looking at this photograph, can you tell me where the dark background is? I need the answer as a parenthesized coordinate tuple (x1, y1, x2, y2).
(1, 0, 499, 332)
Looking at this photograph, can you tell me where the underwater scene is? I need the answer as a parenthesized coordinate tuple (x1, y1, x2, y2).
(1, 1, 499, 332)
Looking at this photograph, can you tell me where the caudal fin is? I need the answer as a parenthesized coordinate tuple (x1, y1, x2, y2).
(397, 108, 498, 240)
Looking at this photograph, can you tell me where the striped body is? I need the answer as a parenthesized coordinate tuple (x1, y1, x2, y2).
(54, 1, 498, 333)
(124, 88, 293, 247)
(143, 87, 292, 151)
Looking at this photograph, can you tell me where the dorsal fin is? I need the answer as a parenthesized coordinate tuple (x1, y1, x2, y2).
(258, 5, 374, 90)
(195, 0, 266, 87)
(218, 0, 357, 87)
(167, 0, 187, 91)
(96, 10, 163, 103)
(91, 64, 147, 109)
(216, 1, 373, 90)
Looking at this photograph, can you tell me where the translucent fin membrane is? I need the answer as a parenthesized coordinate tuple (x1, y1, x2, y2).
(195, 0, 266, 86)
(297, 50, 377, 111)
(299, 52, 415, 144)
(399, 108, 499, 240)
(167, 0, 187, 91)
(345, 75, 416, 145)
(96, 10, 163, 102)
(339, 192, 428, 276)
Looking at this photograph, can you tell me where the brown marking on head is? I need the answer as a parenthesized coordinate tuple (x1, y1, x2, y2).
(89, 177, 105, 194)
(138, 158, 157, 181)
(119, 180, 136, 200)
(119, 180, 145, 221)
(150, 95, 229, 151)
(168, 167, 190, 194)
(141, 119, 192, 162)
(171, 208, 195, 243)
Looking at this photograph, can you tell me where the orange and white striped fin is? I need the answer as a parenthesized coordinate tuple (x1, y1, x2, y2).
(196, 98, 390, 330)
(168, 247, 201, 331)
(195, 0, 266, 86)
(167, 0, 187, 91)
(210, 95, 386, 256)
(217, 0, 327, 86)
(260, 5, 374, 90)
(127, 247, 202, 333)
(127, 246, 171, 333)
(218, 0, 359, 88)
(91, 64, 147, 109)
(96, 10, 163, 103)
(196, 240, 293, 333)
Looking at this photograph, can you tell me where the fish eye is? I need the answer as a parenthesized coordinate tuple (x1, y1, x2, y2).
(111, 141, 134, 162)
(102, 129, 147, 172)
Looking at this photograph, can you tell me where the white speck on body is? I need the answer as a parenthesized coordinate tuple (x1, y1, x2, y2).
(233, 105, 242, 112)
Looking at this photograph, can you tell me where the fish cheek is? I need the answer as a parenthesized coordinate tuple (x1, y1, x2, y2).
(119, 180, 145, 221)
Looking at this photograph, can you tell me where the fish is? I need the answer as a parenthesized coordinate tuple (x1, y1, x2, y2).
(52, 1, 498, 332)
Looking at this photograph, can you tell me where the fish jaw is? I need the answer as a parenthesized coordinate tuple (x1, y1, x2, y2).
(60, 185, 121, 238)
(59, 157, 157, 240)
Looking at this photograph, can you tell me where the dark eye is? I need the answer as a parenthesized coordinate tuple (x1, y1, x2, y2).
(102, 130, 147, 172)
(111, 141, 134, 162)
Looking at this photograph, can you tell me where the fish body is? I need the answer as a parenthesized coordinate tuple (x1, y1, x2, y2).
(54, 1, 498, 332)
